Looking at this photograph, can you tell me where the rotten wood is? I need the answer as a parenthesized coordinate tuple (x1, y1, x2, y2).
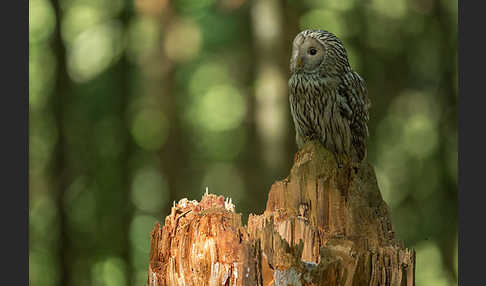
(147, 140, 415, 285)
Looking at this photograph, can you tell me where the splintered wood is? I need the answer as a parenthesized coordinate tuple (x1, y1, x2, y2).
(148, 141, 415, 286)
(148, 196, 262, 285)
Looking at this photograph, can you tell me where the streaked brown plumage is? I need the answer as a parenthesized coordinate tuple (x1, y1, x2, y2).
(289, 29, 370, 163)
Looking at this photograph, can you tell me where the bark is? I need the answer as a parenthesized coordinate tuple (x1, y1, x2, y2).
(147, 140, 415, 285)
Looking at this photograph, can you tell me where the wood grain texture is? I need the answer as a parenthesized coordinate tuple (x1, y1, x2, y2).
(148, 141, 415, 285)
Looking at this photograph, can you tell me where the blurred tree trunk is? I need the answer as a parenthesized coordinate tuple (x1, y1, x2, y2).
(50, 0, 71, 285)
(434, 0, 458, 282)
(147, 141, 415, 285)
(154, 3, 185, 210)
(116, 3, 135, 285)
(244, 0, 300, 215)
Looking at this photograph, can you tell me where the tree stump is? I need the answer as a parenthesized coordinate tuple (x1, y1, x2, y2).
(147, 141, 415, 285)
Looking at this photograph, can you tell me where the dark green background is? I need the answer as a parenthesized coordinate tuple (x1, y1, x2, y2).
(29, 0, 457, 285)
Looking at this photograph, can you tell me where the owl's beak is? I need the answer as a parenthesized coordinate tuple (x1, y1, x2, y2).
(291, 54, 304, 73)
(297, 58, 303, 69)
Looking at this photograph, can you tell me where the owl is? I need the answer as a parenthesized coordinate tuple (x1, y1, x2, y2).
(288, 29, 370, 163)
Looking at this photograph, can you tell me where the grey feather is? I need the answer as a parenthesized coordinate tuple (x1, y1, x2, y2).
(288, 29, 370, 162)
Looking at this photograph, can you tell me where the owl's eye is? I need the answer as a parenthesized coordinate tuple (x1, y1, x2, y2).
(308, 48, 317, 55)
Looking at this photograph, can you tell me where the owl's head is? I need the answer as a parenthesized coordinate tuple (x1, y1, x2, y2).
(290, 29, 351, 76)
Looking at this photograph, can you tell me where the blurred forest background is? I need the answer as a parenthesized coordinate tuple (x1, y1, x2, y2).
(29, 0, 457, 285)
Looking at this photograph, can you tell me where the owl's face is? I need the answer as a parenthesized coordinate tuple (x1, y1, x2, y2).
(290, 34, 326, 74)
(290, 30, 351, 76)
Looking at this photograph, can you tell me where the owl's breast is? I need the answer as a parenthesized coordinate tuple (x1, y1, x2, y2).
(289, 74, 338, 107)
(289, 73, 336, 134)
(289, 73, 351, 155)
(289, 73, 338, 96)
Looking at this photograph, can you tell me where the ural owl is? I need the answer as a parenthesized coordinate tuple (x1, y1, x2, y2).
(288, 29, 370, 163)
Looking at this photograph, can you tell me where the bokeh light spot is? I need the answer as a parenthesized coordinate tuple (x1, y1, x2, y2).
(374, 89, 441, 207)
(402, 113, 438, 158)
(251, 0, 282, 44)
(127, 16, 161, 64)
(131, 167, 169, 213)
(254, 65, 286, 140)
(67, 22, 124, 82)
(62, 4, 103, 45)
(131, 109, 169, 151)
(64, 177, 98, 236)
(187, 84, 247, 132)
(164, 19, 202, 62)
(188, 62, 230, 96)
(91, 257, 127, 286)
(30, 193, 59, 244)
(415, 241, 452, 286)
(29, 0, 55, 44)
(30, 45, 56, 111)
(388, 90, 439, 158)
(29, 250, 60, 286)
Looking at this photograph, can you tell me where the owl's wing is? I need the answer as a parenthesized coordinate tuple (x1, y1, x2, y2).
(337, 70, 371, 160)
